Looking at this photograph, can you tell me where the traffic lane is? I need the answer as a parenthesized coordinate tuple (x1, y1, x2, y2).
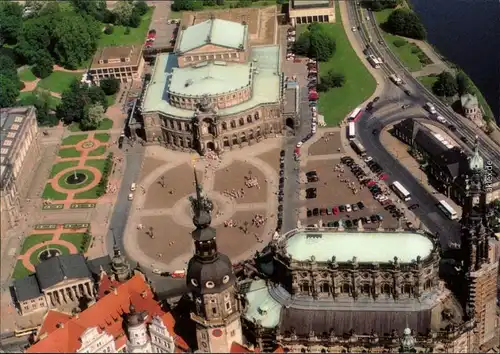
(108, 146, 145, 254)
(358, 115, 459, 247)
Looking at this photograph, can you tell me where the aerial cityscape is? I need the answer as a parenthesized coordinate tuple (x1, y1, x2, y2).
(0, 0, 498, 353)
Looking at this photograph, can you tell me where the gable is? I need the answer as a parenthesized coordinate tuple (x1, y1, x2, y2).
(183, 44, 236, 56)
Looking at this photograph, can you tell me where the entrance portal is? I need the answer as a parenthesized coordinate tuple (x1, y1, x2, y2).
(207, 141, 215, 151)
(286, 118, 295, 129)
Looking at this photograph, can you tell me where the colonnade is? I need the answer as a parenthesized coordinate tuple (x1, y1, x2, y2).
(45, 281, 94, 306)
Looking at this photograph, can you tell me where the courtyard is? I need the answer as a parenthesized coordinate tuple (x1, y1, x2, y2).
(41, 132, 112, 209)
(125, 140, 282, 271)
(12, 224, 92, 279)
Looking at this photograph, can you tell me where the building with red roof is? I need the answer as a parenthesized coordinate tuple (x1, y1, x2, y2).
(26, 274, 189, 353)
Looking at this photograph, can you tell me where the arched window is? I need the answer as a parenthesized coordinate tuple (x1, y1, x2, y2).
(361, 283, 371, 295)
(321, 283, 329, 293)
(254, 112, 260, 120)
(239, 118, 245, 126)
(222, 122, 228, 130)
(247, 115, 252, 123)
(342, 283, 350, 294)
(231, 120, 236, 129)
(382, 283, 391, 295)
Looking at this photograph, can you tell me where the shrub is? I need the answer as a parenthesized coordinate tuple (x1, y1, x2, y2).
(96, 152, 114, 196)
(104, 26, 114, 35)
(411, 46, 420, 54)
(124, 27, 131, 35)
(393, 39, 407, 47)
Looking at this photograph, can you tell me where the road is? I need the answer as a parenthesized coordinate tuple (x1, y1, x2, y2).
(282, 86, 313, 233)
(352, 3, 500, 169)
(344, 2, 462, 248)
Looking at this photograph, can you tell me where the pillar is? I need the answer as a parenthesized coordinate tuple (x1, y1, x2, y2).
(76, 284, 82, 297)
(85, 282, 92, 297)
(59, 289, 67, 303)
(71, 287, 77, 301)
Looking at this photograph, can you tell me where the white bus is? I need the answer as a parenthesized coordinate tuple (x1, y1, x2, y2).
(367, 55, 380, 69)
(348, 107, 362, 121)
(350, 138, 366, 155)
(391, 181, 411, 201)
(437, 200, 458, 220)
(348, 122, 356, 140)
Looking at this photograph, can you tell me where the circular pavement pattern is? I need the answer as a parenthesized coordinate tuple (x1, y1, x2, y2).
(81, 141, 95, 149)
(29, 244, 70, 267)
(57, 168, 96, 191)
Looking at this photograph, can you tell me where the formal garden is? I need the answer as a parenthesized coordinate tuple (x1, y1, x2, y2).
(12, 224, 92, 279)
(41, 132, 114, 209)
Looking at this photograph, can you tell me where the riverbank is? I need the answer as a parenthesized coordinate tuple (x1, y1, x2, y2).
(372, 4, 497, 127)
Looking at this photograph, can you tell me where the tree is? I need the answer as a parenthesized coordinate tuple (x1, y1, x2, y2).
(0, 75, 19, 108)
(432, 71, 457, 97)
(0, 55, 19, 83)
(88, 86, 108, 111)
(113, 1, 135, 25)
(317, 70, 345, 92)
(363, 0, 402, 11)
(293, 31, 310, 56)
(308, 23, 336, 61)
(172, 0, 196, 11)
(39, 2, 61, 17)
(100, 77, 120, 95)
(15, 15, 51, 64)
(31, 50, 54, 79)
(104, 26, 114, 35)
(70, 0, 106, 21)
(385, 8, 427, 40)
(0, 2, 23, 45)
(30, 90, 56, 126)
(134, 0, 149, 16)
(102, 9, 117, 24)
(81, 103, 105, 130)
(456, 71, 472, 97)
(128, 10, 142, 28)
(57, 80, 89, 124)
(52, 13, 101, 69)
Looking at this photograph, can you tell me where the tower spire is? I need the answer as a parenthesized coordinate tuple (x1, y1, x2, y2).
(469, 135, 484, 171)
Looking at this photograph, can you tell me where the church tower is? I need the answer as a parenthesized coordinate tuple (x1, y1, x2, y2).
(186, 168, 243, 353)
(459, 138, 498, 347)
(111, 242, 132, 282)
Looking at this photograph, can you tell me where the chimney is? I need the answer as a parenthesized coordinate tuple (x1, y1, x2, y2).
(141, 290, 147, 299)
(56, 322, 64, 328)
(114, 287, 118, 295)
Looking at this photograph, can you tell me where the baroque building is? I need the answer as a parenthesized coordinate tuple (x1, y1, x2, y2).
(141, 18, 283, 155)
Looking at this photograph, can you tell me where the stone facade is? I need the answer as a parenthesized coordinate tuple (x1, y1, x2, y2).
(460, 94, 483, 125)
(0, 106, 40, 237)
(289, 0, 336, 26)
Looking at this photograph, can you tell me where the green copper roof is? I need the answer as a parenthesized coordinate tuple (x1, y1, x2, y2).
(142, 46, 281, 118)
(242, 280, 282, 329)
(168, 61, 252, 97)
(177, 19, 248, 53)
(285, 231, 435, 263)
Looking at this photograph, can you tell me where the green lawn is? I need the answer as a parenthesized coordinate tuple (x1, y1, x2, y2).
(12, 261, 32, 279)
(169, 10, 182, 19)
(98, 8, 154, 47)
(106, 94, 116, 106)
(49, 161, 79, 178)
(58, 147, 81, 158)
(168, 0, 274, 19)
(68, 118, 113, 132)
(94, 133, 110, 143)
(312, 5, 376, 126)
(20, 234, 54, 255)
(418, 75, 438, 91)
(29, 244, 70, 266)
(85, 158, 107, 171)
(60, 233, 87, 251)
(373, 8, 393, 24)
(383, 34, 423, 72)
(19, 68, 37, 82)
(37, 71, 82, 94)
(61, 134, 88, 146)
(58, 169, 96, 190)
(17, 91, 61, 110)
(88, 146, 107, 156)
(74, 187, 101, 199)
(42, 183, 68, 200)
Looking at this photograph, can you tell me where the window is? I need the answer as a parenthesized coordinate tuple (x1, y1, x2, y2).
(225, 301, 231, 311)
(212, 307, 217, 314)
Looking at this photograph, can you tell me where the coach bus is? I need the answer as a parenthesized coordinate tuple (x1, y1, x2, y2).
(350, 138, 366, 155)
(437, 200, 458, 220)
(391, 181, 411, 201)
(348, 122, 356, 140)
(348, 107, 363, 121)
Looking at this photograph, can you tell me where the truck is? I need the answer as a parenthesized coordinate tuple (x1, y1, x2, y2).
(389, 74, 402, 85)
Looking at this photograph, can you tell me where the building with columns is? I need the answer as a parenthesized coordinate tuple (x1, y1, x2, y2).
(288, 0, 335, 26)
(13, 254, 98, 316)
(141, 18, 283, 155)
(0, 106, 41, 237)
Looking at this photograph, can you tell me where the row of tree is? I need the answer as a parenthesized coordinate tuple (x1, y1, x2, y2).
(171, 0, 278, 12)
(362, 0, 402, 11)
(0, 56, 22, 108)
(293, 23, 336, 62)
(432, 71, 473, 98)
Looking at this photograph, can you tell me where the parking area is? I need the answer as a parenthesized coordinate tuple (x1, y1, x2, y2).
(300, 156, 402, 229)
(146, 2, 178, 51)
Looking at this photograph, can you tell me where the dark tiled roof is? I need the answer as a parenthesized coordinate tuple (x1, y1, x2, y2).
(35, 254, 92, 290)
(280, 307, 432, 335)
(414, 130, 448, 158)
(87, 255, 112, 276)
(435, 147, 469, 178)
(13, 275, 42, 301)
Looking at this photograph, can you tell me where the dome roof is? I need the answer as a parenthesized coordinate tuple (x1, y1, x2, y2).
(186, 253, 236, 294)
(127, 304, 143, 326)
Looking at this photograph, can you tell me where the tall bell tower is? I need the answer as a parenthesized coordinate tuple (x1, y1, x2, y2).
(186, 168, 243, 352)
(459, 138, 498, 347)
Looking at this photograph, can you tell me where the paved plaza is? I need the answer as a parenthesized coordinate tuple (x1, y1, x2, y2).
(124, 139, 283, 271)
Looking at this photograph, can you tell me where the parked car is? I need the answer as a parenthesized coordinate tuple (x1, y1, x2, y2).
(345, 204, 352, 212)
(357, 201, 365, 209)
(339, 205, 346, 212)
(313, 208, 319, 216)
